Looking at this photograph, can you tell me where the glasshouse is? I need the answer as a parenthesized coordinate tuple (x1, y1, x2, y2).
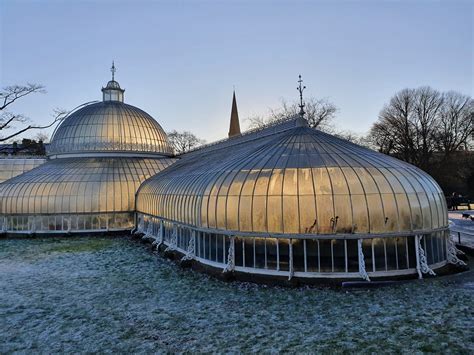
(0, 71, 174, 233)
(0, 71, 466, 283)
(135, 114, 464, 282)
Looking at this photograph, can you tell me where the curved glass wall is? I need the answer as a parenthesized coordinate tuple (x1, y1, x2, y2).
(0, 157, 174, 232)
(137, 213, 449, 279)
(0, 158, 46, 183)
(48, 102, 173, 157)
(137, 122, 448, 237)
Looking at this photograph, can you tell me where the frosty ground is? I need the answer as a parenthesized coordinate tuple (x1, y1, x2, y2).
(1, 236, 473, 353)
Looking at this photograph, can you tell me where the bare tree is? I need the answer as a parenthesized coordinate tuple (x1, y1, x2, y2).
(167, 130, 205, 155)
(0, 84, 66, 142)
(35, 131, 50, 143)
(246, 97, 338, 131)
(369, 87, 449, 169)
(436, 91, 473, 155)
(370, 86, 473, 172)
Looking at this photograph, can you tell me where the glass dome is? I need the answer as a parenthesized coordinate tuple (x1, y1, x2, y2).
(48, 101, 173, 157)
(137, 120, 447, 235)
(135, 117, 453, 282)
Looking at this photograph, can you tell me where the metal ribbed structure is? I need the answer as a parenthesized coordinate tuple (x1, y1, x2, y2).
(0, 158, 172, 215)
(48, 102, 173, 157)
(136, 117, 453, 282)
(0, 76, 174, 233)
(0, 158, 46, 183)
(137, 118, 447, 236)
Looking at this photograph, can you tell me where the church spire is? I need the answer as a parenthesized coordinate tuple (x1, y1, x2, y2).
(228, 90, 241, 138)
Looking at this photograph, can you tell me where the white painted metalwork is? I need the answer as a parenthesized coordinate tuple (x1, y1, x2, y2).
(416, 235, 436, 277)
(223, 236, 235, 272)
(358, 239, 370, 281)
(137, 218, 144, 233)
(165, 225, 178, 252)
(288, 239, 294, 280)
(182, 231, 196, 261)
(447, 237, 467, 266)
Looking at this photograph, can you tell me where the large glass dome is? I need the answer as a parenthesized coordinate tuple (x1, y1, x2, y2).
(48, 101, 173, 157)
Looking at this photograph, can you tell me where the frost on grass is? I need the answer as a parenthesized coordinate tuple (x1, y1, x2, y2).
(0, 236, 473, 353)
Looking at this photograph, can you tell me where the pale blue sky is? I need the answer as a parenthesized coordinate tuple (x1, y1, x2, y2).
(1, 0, 472, 142)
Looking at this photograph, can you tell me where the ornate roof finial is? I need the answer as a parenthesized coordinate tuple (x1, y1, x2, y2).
(297, 74, 306, 116)
(111, 61, 116, 81)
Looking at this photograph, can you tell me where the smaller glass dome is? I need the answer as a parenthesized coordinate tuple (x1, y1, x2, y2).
(48, 102, 173, 157)
(48, 76, 173, 158)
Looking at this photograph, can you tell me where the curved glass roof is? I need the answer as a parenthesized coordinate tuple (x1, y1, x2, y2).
(0, 158, 46, 184)
(48, 102, 173, 157)
(137, 117, 447, 236)
(0, 157, 174, 215)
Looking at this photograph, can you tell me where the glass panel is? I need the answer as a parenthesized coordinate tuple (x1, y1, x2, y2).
(226, 196, 239, 230)
(374, 238, 386, 271)
(386, 238, 398, 270)
(319, 239, 332, 272)
(407, 236, 416, 269)
(252, 196, 266, 232)
(266, 238, 278, 270)
(278, 239, 290, 271)
(396, 237, 408, 269)
(362, 239, 373, 272)
(306, 239, 319, 272)
(292, 239, 305, 272)
(239, 196, 252, 231)
(332, 239, 346, 272)
(244, 238, 254, 268)
(316, 195, 334, 234)
(395, 193, 412, 231)
(334, 195, 352, 233)
(351, 194, 369, 233)
(267, 196, 282, 233)
(367, 194, 385, 233)
(255, 238, 266, 269)
(282, 196, 299, 233)
(299, 195, 317, 234)
(235, 238, 243, 267)
(217, 235, 224, 263)
(282, 168, 298, 195)
(424, 235, 434, 265)
(346, 239, 358, 272)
